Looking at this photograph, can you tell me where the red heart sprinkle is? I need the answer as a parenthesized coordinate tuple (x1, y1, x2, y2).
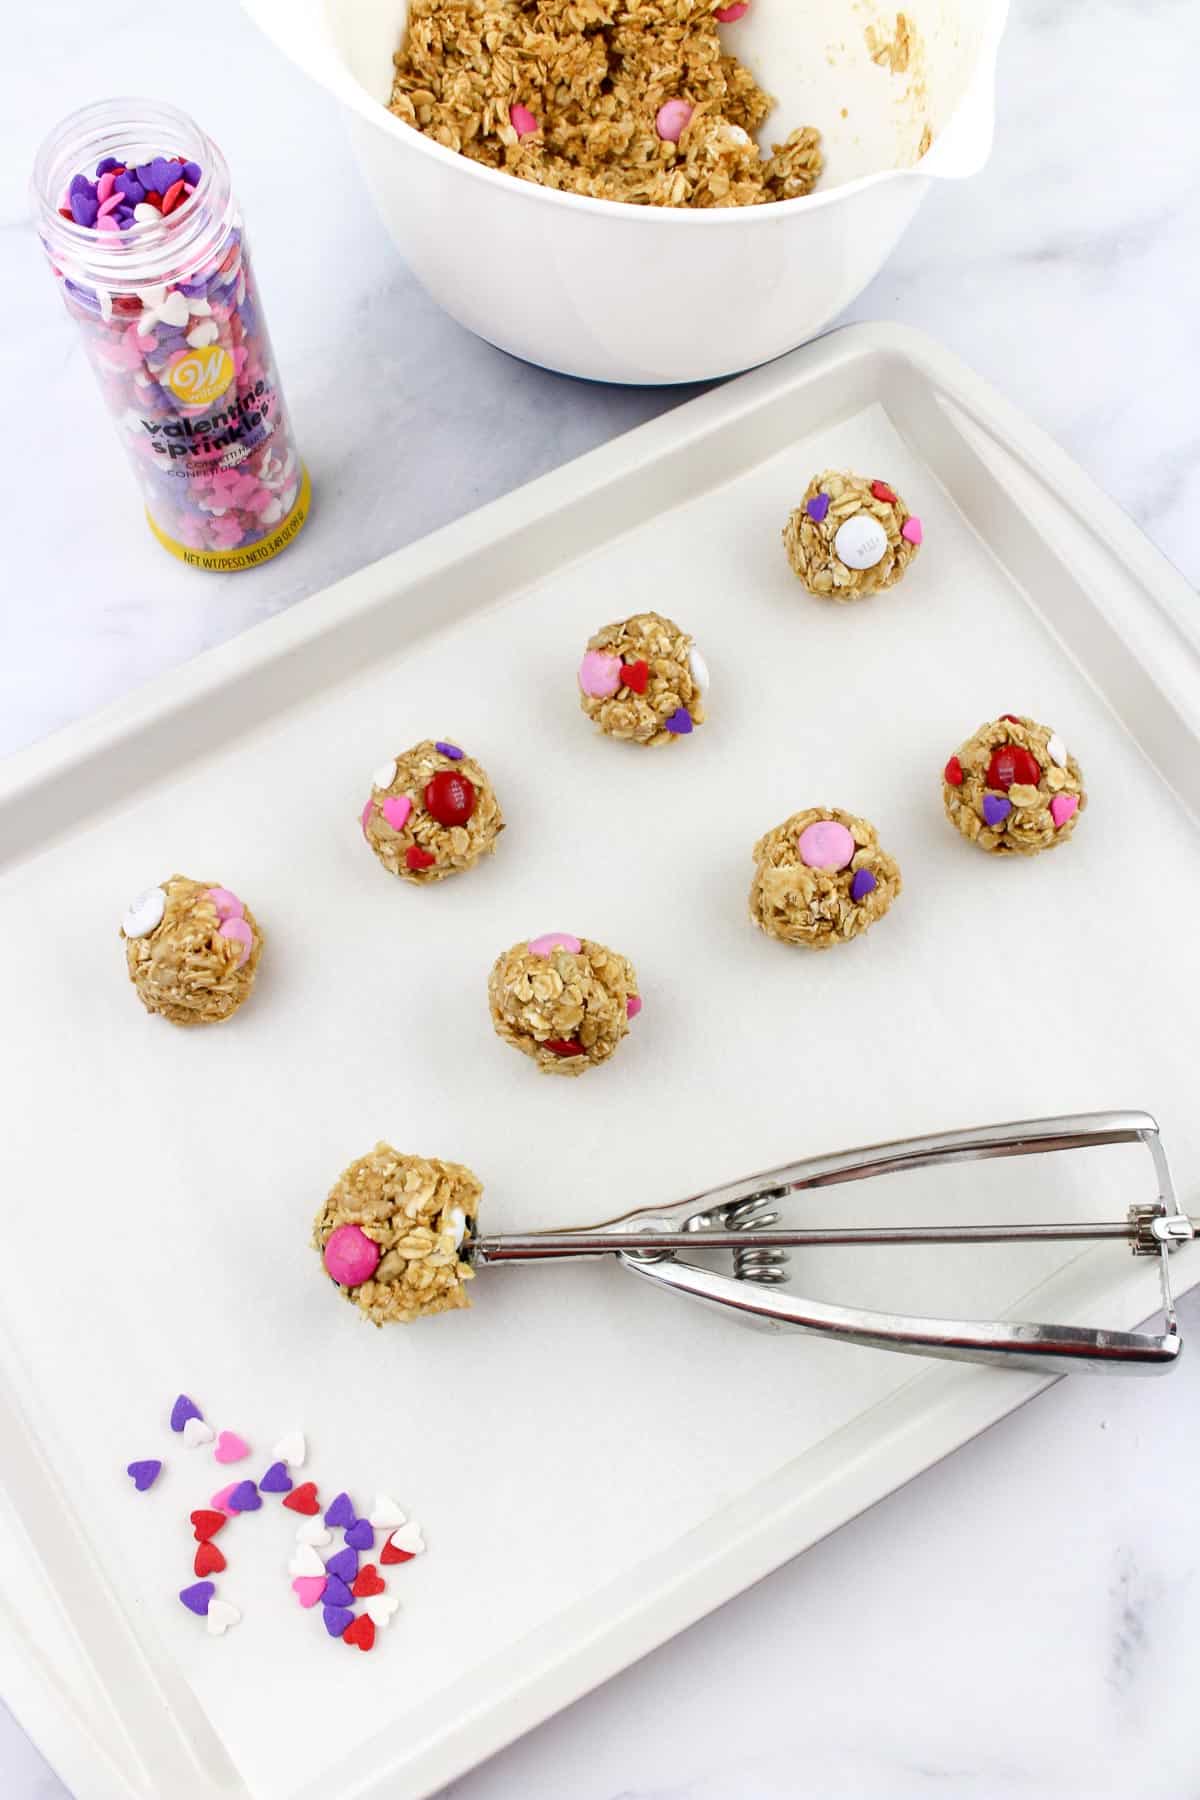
(112, 296, 142, 314)
(58, 207, 74, 220)
(190, 1509, 228, 1543)
(283, 1482, 320, 1516)
(405, 845, 436, 871)
(194, 1541, 226, 1578)
(381, 1538, 415, 1565)
(870, 481, 897, 503)
(1001, 714, 1023, 723)
(352, 1564, 386, 1598)
(621, 660, 649, 695)
(343, 1614, 376, 1652)
(144, 190, 162, 206)
(944, 755, 964, 787)
(161, 179, 186, 215)
(544, 1038, 585, 1057)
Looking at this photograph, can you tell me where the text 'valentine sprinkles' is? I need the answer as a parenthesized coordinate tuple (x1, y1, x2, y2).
(33, 101, 308, 571)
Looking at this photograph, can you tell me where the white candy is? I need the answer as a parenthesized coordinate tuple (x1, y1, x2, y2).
(206, 1600, 240, 1637)
(447, 1207, 467, 1249)
(186, 320, 219, 349)
(1047, 733, 1069, 767)
(122, 887, 166, 939)
(372, 759, 398, 791)
(834, 513, 889, 572)
(687, 645, 710, 692)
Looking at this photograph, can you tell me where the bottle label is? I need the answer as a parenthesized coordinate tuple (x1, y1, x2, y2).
(146, 464, 311, 571)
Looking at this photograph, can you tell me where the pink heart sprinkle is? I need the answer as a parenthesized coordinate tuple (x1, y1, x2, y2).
(361, 799, 375, 838)
(206, 886, 244, 921)
(211, 1483, 238, 1513)
(1049, 793, 1078, 828)
(381, 794, 413, 831)
(529, 933, 582, 957)
(214, 1431, 250, 1465)
(292, 1576, 327, 1609)
(96, 171, 117, 203)
(627, 995, 643, 1019)
(219, 916, 254, 969)
(901, 516, 923, 545)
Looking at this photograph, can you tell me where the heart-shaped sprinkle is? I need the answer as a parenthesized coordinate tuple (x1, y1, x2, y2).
(982, 794, 1012, 828)
(1046, 733, 1069, 768)
(326, 1546, 358, 1584)
(364, 1593, 400, 1630)
(870, 480, 897, 503)
(292, 1576, 326, 1609)
(434, 741, 464, 760)
(343, 1615, 376, 1653)
(323, 1605, 354, 1639)
(284, 1482, 320, 1516)
(126, 1460, 161, 1492)
(288, 1543, 326, 1578)
(190, 1510, 227, 1543)
(627, 994, 643, 1019)
(352, 1563, 386, 1598)
(405, 845, 436, 871)
(186, 320, 219, 349)
(182, 1417, 215, 1449)
(380, 794, 412, 831)
(325, 1492, 356, 1529)
(322, 1575, 355, 1609)
(665, 708, 693, 735)
(901, 516, 923, 545)
(1050, 793, 1079, 828)
(372, 759, 397, 791)
(170, 1394, 202, 1433)
(211, 1484, 238, 1514)
(621, 660, 649, 695)
(345, 1518, 375, 1552)
(944, 755, 964, 787)
(259, 1462, 293, 1495)
(194, 1542, 226, 1578)
(295, 1518, 332, 1547)
(214, 1431, 250, 1466)
(381, 1522, 425, 1562)
(179, 1581, 214, 1617)
(806, 492, 830, 523)
(206, 1599, 240, 1637)
(368, 1494, 406, 1530)
(849, 868, 877, 903)
(272, 1432, 307, 1468)
(227, 1480, 261, 1513)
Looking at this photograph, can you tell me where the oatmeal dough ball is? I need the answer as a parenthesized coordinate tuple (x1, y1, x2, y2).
(314, 1143, 480, 1325)
(488, 933, 642, 1075)
(749, 808, 901, 949)
(361, 738, 503, 882)
(577, 611, 708, 745)
(783, 471, 922, 600)
(121, 876, 263, 1024)
(943, 714, 1086, 855)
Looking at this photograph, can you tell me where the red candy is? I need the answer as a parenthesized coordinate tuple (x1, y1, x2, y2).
(283, 1482, 320, 1516)
(194, 1542, 227, 1578)
(1001, 714, 1023, 723)
(343, 1615, 376, 1652)
(190, 1509, 227, 1543)
(352, 1564, 386, 1598)
(544, 1038, 584, 1057)
(423, 771, 476, 827)
(405, 845, 437, 871)
(621, 660, 649, 695)
(870, 480, 897, 503)
(987, 744, 1041, 790)
(944, 755, 964, 787)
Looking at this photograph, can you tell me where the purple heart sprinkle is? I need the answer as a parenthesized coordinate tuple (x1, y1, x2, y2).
(982, 794, 1012, 829)
(806, 491, 830, 523)
(170, 1394, 202, 1433)
(849, 868, 877, 903)
(325, 1546, 358, 1585)
(665, 708, 693, 736)
(182, 161, 202, 185)
(259, 1461, 293, 1494)
(322, 1605, 354, 1639)
(126, 1459, 162, 1492)
(345, 1518, 374, 1551)
(228, 1479, 262, 1513)
(180, 1581, 214, 1617)
(69, 174, 92, 197)
(95, 156, 121, 177)
(434, 741, 464, 760)
(70, 192, 98, 227)
(324, 1491, 356, 1529)
(114, 173, 145, 203)
(322, 1575, 354, 1609)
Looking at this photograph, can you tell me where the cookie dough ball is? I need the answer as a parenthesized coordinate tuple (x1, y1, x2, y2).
(943, 715, 1086, 855)
(361, 739, 503, 883)
(488, 933, 642, 1075)
(577, 611, 708, 745)
(313, 1143, 480, 1325)
(121, 876, 263, 1024)
(783, 471, 922, 600)
(749, 809, 901, 948)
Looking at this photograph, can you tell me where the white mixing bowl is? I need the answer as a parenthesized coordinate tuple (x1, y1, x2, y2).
(243, 0, 1008, 383)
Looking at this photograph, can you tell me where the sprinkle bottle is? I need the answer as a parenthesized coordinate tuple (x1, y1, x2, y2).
(32, 99, 309, 571)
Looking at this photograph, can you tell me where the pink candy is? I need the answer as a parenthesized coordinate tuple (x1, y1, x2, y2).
(655, 100, 694, 144)
(627, 995, 643, 1020)
(529, 933, 582, 957)
(510, 105, 539, 139)
(323, 1224, 381, 1287)
(578, 650, 622, 699)
(797, 821, 856, 872)
(207, 886, 245, 920)
(714, 2, 749, 18)
(219, 916, 254, 969)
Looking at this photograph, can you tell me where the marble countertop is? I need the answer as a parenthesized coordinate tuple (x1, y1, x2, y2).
(2, 0, 1198, 1794)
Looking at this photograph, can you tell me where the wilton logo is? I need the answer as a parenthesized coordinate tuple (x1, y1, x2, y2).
(164, 345, 235, 406)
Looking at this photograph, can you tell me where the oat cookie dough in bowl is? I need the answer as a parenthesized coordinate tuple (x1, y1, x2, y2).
(361, 738, 503, 881)
(578, 611, 707, 744)
(241, 0, 1008, 380)
(120, 876, 263, 1023)
(749, 808, 901, 948)
(488, 933, 642, 1074)
(315, 1143, 481, 1324)
(943, 715, 1086, 855)
(783, 470, 922, 599)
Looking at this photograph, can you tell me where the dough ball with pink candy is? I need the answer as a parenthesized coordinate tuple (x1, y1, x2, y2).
(120, 875, 264, 1024)
(749, 807, 901, 949)
(577, 610, 708, 747)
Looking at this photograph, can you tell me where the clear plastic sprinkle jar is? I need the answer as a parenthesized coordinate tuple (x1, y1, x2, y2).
(32, 99, 309, 572)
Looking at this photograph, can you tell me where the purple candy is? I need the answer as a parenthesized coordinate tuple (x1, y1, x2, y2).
(849, 868, 877, 903)
(324, 1491, 356, 1529)
(322, 1575, 354, 1609)
(435, 742, 464, 760)
(665, 708, 693, 735)
(325, 1546, 358, 1585)
(259, 1461, 293, 1494)
(322, 1605, 354, 1639)
(126, 1459, 162, 1492)
(227, 1480, 261, 1513)
(345, 1518, 374, 1552)
(982, 794, 1012, 829)
(180, 1581, 214, 1617)
(806, 492, 831, 523)
(170, 1394, 202, 1433)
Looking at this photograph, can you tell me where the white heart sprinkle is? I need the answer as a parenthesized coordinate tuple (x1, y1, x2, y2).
(186, 296, 212, 317)
(136, 285, 167, 308)
(182, 1417, 215, 1449)
(133, 203, 160, 225)
(295, 1518, 332, 1548)
(288, 1544, 326, 1578)
(97, 286, 113, 322)
(369, 1494, 407, 1530)
(122, 886, 166, 939)
(186, 320, 219, 348)
(364, 1594, 400, 1629)
(272, 1431, 307, 1468)
(371, 759, 397, 792)
(386, 1521, 425, 1556)
(260, 499, 283, 525)
(206, 1599, 240, 1637)
(834, 513, 888, 571)
(1047, 733, 1068, 767)
(688, 645, 710, 692)
(159, 290, 190, 328)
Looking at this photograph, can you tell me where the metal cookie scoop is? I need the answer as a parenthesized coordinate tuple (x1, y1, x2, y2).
(469, 1112, 1196, 1375)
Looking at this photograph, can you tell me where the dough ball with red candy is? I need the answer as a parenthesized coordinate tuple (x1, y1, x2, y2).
(361, 739, 504, 883)
(487, 933, 642, 1076)
(942, 715, 1086, 855)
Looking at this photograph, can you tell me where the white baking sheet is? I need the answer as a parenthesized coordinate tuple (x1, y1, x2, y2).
(2, 325, 1198, 1800)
